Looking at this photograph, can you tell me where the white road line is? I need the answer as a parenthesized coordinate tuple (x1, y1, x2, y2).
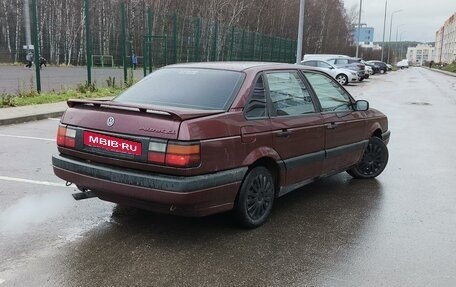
(0, 279, 5, 284)
(0, 134, 55, 142)
(0, 176, 71, 188)
(47, 118, 61, 121)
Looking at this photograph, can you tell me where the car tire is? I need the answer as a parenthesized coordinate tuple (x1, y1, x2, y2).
(234, 166, 275, 228)
(347, 137, 389, 179)
(336, 74, 349, 85)
(380, 69, 386, 74)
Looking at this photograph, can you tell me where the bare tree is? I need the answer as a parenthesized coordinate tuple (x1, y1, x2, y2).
(0, 0, 355, 65)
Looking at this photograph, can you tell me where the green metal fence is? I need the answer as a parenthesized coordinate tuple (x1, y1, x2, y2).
(134, 10, 297, 78)
(1, 0, 297, 92)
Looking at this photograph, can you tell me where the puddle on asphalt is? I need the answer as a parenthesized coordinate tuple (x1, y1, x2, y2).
(0, 191, 74, 234)
(407, 102, 432, 106)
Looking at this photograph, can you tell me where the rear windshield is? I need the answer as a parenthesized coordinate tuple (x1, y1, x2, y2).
(114, 68, 245, 110)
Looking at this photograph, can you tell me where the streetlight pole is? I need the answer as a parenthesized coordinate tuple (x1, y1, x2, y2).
(399, 31, 407, 59)
(355, 0, 363, 58)
(381, 0, 387, 61)
(296, 0, 305, 64)
(387, 9, 402, 64)
(395, 24, 405, 62)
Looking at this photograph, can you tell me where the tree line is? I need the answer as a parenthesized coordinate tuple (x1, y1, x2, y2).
(0, 0, 358, 65)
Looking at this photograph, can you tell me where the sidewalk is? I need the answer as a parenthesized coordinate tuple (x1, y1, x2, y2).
(427, 67, 456, 77)
(0, 101, 68, 126)
(0, 96, 113, 126)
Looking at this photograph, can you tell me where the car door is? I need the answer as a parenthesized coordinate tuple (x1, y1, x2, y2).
(263, 70, 325, 192)
(316, 60, 337, 78)
(302, 71, 367, 175)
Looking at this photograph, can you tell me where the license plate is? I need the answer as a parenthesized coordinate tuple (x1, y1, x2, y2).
(83, 131, 142, 155)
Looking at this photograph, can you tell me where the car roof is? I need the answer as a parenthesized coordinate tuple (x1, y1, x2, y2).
(164, 61, 305, 72)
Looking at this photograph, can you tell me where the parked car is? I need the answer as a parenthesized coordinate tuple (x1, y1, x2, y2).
(325, 57, 366, 81)
(303, 54, 366, 80)
(303, 54, 351, 61)
(396, 59, 409, 69)
(366, 60, 388, 74)
(363, 60, 379, 74)
(301, 60, 358, 85)
(364, 65, 373, 76)
(52, 62, 390, 228)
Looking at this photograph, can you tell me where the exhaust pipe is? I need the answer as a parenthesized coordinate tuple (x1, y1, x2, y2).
(72, 189, 97, 200)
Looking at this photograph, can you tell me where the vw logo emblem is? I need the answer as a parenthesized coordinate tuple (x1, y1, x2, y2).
(107, 116, 115, 127)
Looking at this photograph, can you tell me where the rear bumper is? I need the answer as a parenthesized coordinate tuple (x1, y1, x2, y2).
(52, 154, 246, 216)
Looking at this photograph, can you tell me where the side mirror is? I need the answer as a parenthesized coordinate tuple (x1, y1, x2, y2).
(354, 100, 369, 111)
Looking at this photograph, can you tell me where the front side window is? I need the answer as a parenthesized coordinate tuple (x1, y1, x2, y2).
(114, 68, 245, 110)
(317, 61, 332, 69)
(303, 60, 317, 67)
(304, 72, 353, 112)
(265, 71, 315, 116)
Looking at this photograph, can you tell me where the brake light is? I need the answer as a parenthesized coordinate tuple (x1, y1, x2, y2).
(166, 143, 200, 167)
(56, 125, 76, 148)
(147, 140, 200, 168)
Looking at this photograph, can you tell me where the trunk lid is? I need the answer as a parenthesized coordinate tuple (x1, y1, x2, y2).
(61, 99, 224, 139)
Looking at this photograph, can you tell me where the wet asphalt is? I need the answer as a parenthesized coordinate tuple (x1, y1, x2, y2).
(0, 67, 456, 286)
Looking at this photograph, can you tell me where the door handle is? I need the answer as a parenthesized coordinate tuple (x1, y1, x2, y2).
(276, 130, 292, 137)
(326, 122, 338, 129)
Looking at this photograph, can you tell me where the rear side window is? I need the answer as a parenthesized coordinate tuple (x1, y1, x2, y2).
(265, 71, 315, 116)
(336, 59, 349, 64)
(114, 68, 245, 110)
(304, 72, 353, 112)
(245, 76, 267, 118)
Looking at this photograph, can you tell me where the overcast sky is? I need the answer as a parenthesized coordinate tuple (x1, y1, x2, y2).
(342, 0, 456, 43)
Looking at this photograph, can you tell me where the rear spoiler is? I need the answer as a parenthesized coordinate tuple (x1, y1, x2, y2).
(67, 99, 224, 121)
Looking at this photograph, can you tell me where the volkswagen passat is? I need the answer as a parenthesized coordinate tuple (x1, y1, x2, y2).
(52, 62, 390, 228)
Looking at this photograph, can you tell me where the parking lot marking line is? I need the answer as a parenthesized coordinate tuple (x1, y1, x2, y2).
(0, 176, 71, 188)
(47, 118, 61, 121)
(0, 134, 55, 142)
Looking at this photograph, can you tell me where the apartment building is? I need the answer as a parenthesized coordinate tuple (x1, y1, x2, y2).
(406, 44, 435, 66)
(435, 12, 456, 64)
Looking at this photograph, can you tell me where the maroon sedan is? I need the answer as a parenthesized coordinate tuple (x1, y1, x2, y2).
(52, 62, 390, 228)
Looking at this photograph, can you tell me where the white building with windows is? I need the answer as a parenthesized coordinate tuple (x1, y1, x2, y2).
(406, 44, 435, 66)
(435, 12, 456, 64)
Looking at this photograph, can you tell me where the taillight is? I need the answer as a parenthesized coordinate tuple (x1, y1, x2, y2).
(147, 140, 201, 168)
(166, 143, 200, 167)
(57, 125, 76, 148)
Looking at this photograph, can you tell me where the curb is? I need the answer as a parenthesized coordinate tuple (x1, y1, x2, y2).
(426, 67, 456, 77)
(0, 97, 113, 126)
(0, 111, 64, 126)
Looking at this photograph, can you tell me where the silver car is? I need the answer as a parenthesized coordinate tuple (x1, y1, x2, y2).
(301, 60, 358, 85)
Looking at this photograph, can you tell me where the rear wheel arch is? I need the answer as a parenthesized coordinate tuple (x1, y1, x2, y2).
(248, 157, 281, 194)
(234, 158, 280, 228)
